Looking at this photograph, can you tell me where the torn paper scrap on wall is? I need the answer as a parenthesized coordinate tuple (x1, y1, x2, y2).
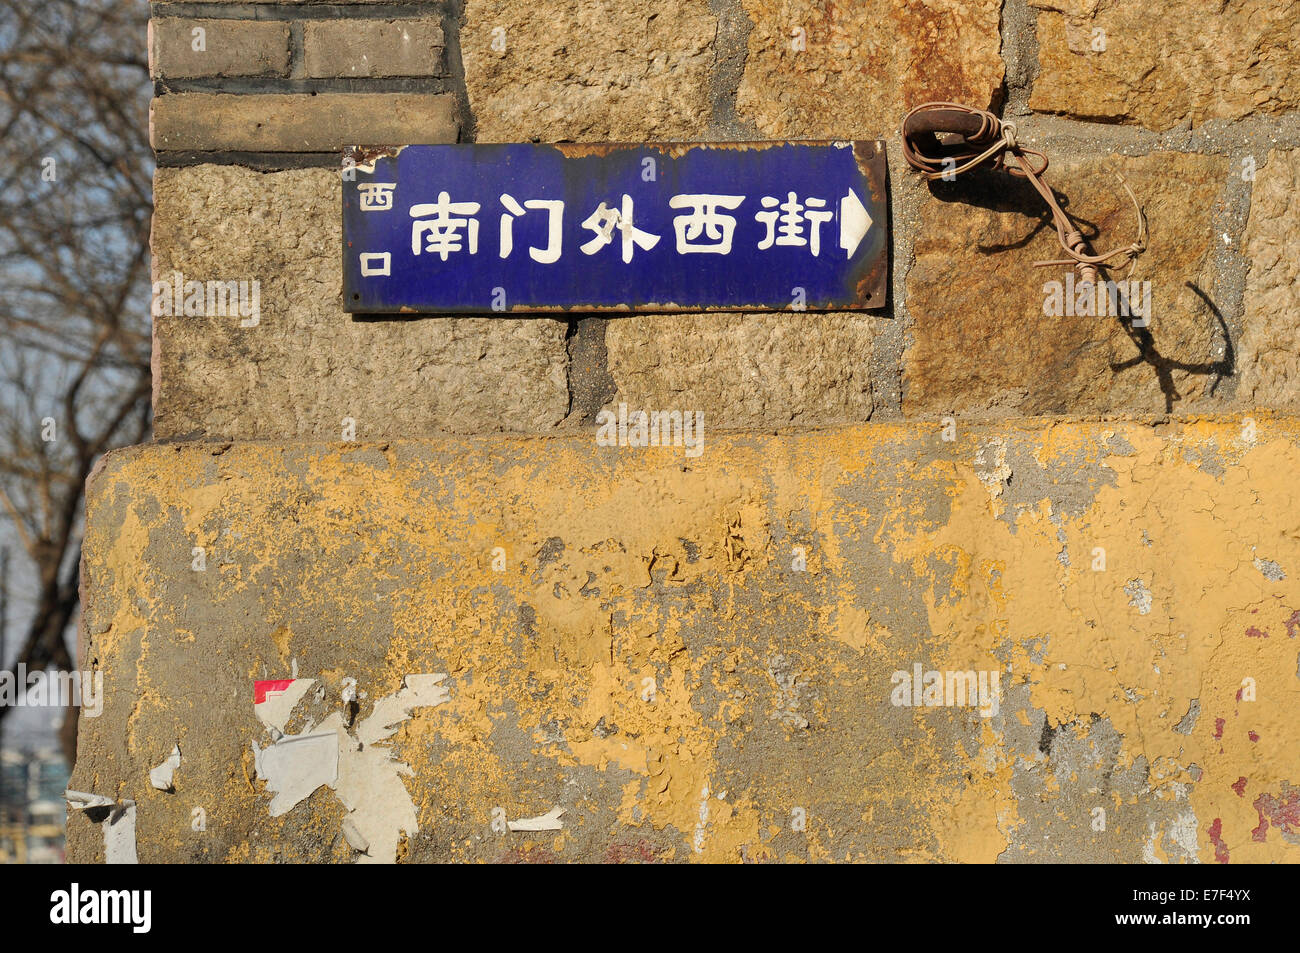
(357, 673, 451, 745)
(149, 744, 182, 792)
(507, 806, 566, 832)
(249, 674, 451, 863)
(255, 678, 319, 733)
(66, 790, 138, 864)
(342, 816, 369, 852)
(252, 729, 340, 816)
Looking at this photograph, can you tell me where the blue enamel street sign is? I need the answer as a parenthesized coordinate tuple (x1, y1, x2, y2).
(342, 141, 888, 314)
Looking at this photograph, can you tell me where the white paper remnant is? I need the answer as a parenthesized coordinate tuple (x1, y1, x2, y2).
(507, 806, 566, 832)
(65, 790, 116, 811)
(65, 791, 138, 864)
(252, 729, 339, 817)
(149, 744, 182, 791)
(342, 816, 369, 853)
(255, 678, 318, 733)
(249, 674, 452, 863)
(104, 803, 138, 864)
(357, 674, 451, 746)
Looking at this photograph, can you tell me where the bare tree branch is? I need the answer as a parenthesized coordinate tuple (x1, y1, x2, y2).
(0, 0, 152, 763)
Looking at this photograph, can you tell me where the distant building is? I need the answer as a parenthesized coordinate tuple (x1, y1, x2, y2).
(0, 747, 69, 864)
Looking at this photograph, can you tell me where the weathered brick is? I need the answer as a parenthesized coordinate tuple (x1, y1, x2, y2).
(303, 19, 445, 78)
(904, 152, 1229, 416)
(150, 165, 569, 440)
(462, 0, 715, 141)
(150, 93, 457, 152)
(1029, 0, 1300, 130)
(736, 0, 1004, 140)
(1238, 150, 1300, 407)
(604, 312, 876, 428)
(150, 18, 291, 79)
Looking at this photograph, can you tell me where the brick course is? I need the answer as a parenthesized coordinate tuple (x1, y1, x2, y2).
(303, 19, 445, 78)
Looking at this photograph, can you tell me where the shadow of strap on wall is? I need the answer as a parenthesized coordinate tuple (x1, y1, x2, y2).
(901, 101, 1147, 288)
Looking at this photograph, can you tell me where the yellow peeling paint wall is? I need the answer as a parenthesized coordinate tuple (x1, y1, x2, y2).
(70, 418, 1300, 862)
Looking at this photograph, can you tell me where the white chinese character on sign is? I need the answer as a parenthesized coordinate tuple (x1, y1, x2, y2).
(410, 192, 481, 260)
(358, 182, 395, 211)
(669, 194, 745, 254)
(499, 194, 564, 263)
(580, 194, 660, 263)
(755, 191, 834, 256)
(359, 252, 391, 276)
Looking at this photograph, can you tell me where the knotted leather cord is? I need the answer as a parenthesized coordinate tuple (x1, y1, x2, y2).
(901, 102, 1147, 287)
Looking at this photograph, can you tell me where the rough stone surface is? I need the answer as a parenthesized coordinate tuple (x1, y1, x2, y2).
(150, 165, 569, 439)
(462, 0, 717, 141)
(303, 19, 445, 78)
(1238, 150, 1300, 408)
(604, 312, 876, 428)
(150, 19, 291, 80)
(736, 0, 1004, 140)
(71, 418, 1300, 862)
(150, 93, 458, 152)
(904, 152, 1230, 416)
(1029, 0, 1300, 130)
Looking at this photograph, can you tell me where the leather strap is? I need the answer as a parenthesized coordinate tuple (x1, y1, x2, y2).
(901, 102, 1146, 287)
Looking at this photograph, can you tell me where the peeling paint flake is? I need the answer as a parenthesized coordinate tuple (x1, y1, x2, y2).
(149, 744, 182, 792)
(252, 730, 339, 817)
(66, 791, 138, 864)
(255, 678, 318, 733)
(508, 806, 566, 832)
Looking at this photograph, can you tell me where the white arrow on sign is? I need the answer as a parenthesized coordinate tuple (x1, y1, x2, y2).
(839, 189, 873, 259)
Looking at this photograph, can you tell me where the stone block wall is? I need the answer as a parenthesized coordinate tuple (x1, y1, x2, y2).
(144, 0, 1300, 439)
